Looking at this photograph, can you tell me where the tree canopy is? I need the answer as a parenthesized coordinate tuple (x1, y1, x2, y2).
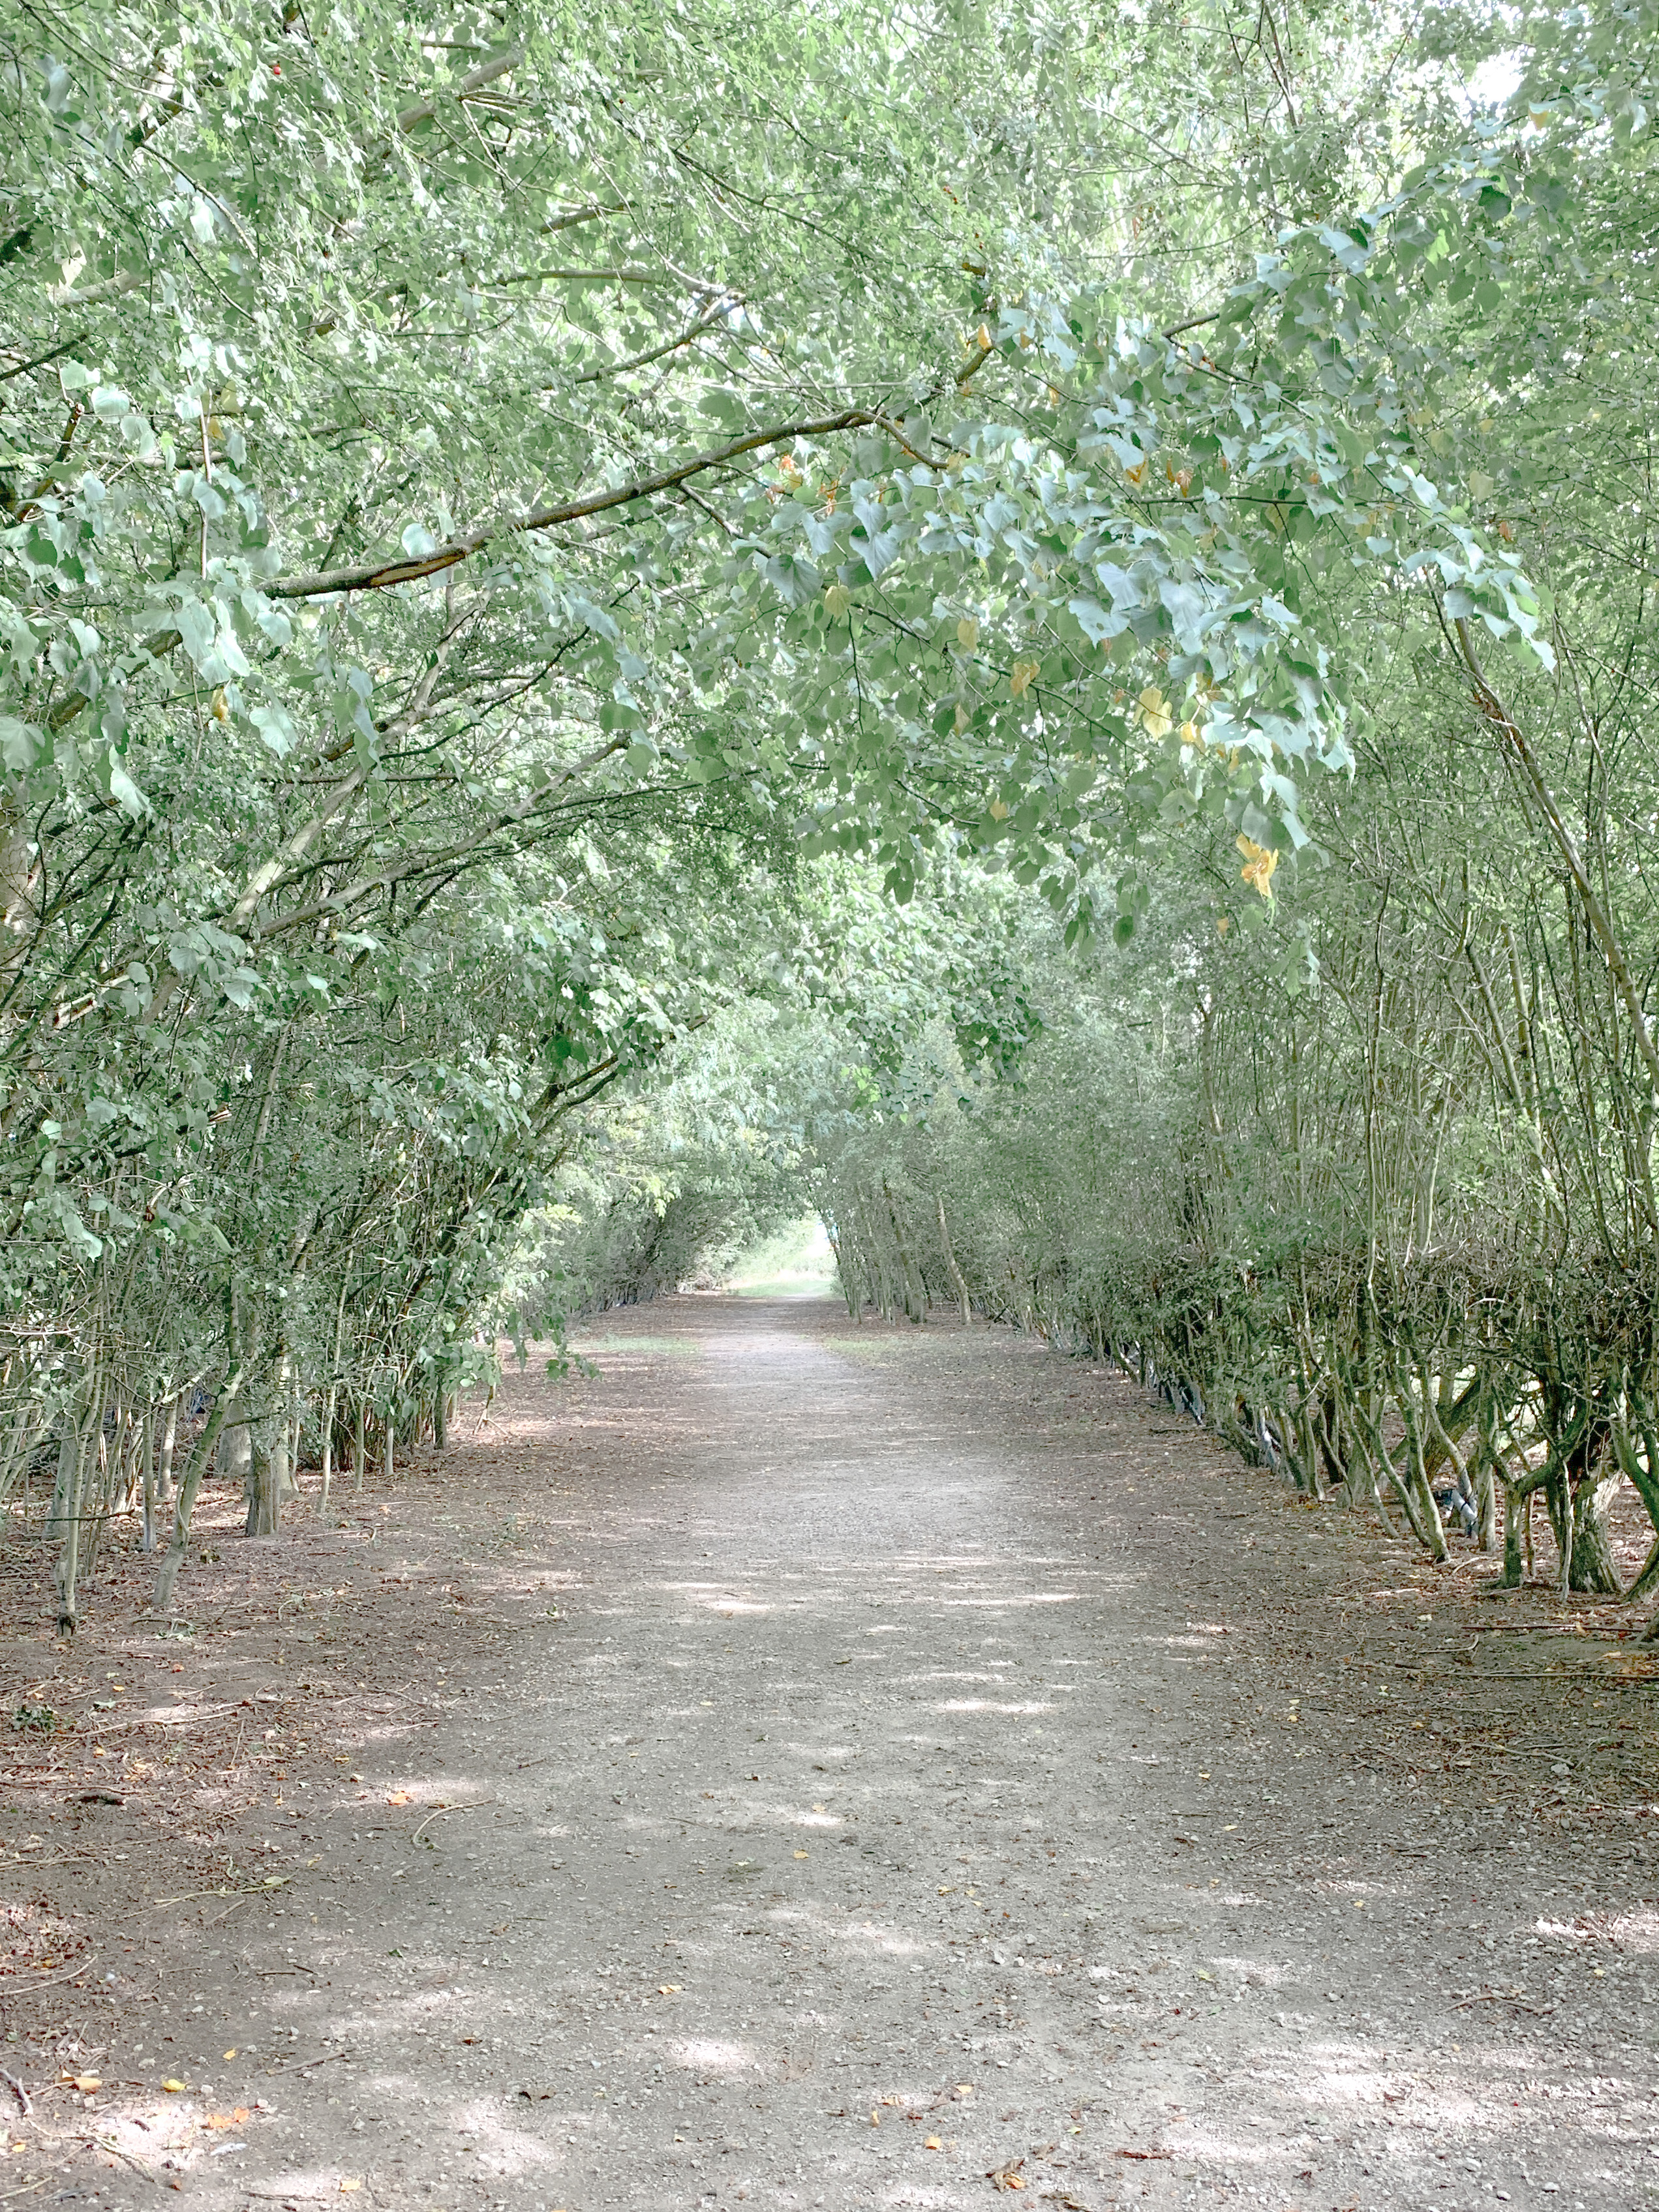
(5, 0, 1659, 1633)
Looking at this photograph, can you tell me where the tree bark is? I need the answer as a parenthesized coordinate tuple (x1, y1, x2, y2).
(935, 1193, 973, 1327)
(155, 1368, 243, 1610)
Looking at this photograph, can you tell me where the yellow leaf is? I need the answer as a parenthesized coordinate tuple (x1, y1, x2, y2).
(340, 2181, 363, 2194)
(924, 2135, 943, 2150)
(223, 2050, 236, 2059)
(988, 797, 1009, 821)
(1178, 719, 1199, 747)
(824, 581, 851, 621)
(1009, 658, 1039, 699)
(793, 1849, 809, 1859)
(1137, 686, 1172, 741)
(657, 1984, 682, 1995)
(386, 1790, 410, 1806)
(956, 617, 979, 651)
(1216, 915, 1230, 938)
(162, 2078, 187, 2093)
(61, 2074, 100, 2093)
(1236, 834, 1279, 899)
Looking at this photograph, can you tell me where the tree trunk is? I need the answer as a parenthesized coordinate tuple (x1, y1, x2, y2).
(48, 1375, 102, 1639)
(140, 1406, 157, 1553)
(883, 1181, 923, 1320)
(319, 1383, 337, 1514)
(155, 1372, 241, 1611)
(1399, 1385, 1450, 1561)
(1568, 1475, 1624, 1595)
(935, 1193, 973, 1328)
(245, 1353, 289, 1537)
(1501, 1481, 1527, 1588)
(157, 1400, 178, 1501)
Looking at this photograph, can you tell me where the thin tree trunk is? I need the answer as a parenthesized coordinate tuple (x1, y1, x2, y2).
(320, 1383, 337, 1514)
(156, 1366, 244, 1610)
(157, 1400, 178, 1502)
(935, 1193, 973, 1327)
(140, 1406, 157, 1553)
(246, 1351, 290, 1537)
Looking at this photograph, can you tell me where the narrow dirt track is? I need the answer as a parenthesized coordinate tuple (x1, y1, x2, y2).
(40, 1297, 1659, 2209)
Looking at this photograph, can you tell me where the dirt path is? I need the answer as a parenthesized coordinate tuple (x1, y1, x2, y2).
(7, 1297, 1659, 2209)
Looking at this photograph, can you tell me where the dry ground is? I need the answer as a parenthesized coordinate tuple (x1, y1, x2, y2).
(3, 1297, 1658, 2212)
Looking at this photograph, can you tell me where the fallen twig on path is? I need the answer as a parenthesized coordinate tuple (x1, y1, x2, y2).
(90, 2136, 160, 2188)
(1470, 1621, 1590, 1636)
(1453, 1989, 1555, 2016)
(0, 2066, 31, 2115)
(411, 1800, 494, 1843)
(263, 2046, 353, 2077)
(153, 1876, 290, 1907)
(4, 1953, 98, 1996)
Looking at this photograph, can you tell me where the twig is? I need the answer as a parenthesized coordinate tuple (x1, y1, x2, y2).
(262, 2046, 351, 2077)
(1452, 1989, 1556, 2017)
(3, 1954, 97, 1996)
(1470, 1622, 1591, 1636)
(410, 1800, 493, 1843)
(0, 2067, 31, 2115)
(153, 1877, 289, 1907)
(0, 2180, 48, 2204)
(90, 2138, 160, 2187)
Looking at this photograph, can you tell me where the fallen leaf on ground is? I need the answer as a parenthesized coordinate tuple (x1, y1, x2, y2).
(387, 1790, 410, 1805)
(924, 2135, 943, 2150)
(339, 2181, 362, 2194)
(202, 2110, 251, 2130)
(60, 2074, 100, 2093)
(658, 1984, 681, 1995)
(161, 2079, 187, 2094)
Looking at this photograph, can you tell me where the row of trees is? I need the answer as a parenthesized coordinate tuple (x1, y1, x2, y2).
(819, 632, 1659, 1612)
(4, 0, 1656, 1632)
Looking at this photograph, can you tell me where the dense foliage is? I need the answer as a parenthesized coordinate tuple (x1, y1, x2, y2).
(4, 0, 1658, 1634)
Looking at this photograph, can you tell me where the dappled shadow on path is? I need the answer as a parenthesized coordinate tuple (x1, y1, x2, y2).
(52, 1295, 1658, 2209)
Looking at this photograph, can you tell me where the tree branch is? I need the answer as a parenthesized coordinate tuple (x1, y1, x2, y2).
(264, 409, 877, 599)
(1455, 616, 1659, 1101)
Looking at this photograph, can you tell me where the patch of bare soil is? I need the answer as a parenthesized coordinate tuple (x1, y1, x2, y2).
(2, 1298, 1656, 2212)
